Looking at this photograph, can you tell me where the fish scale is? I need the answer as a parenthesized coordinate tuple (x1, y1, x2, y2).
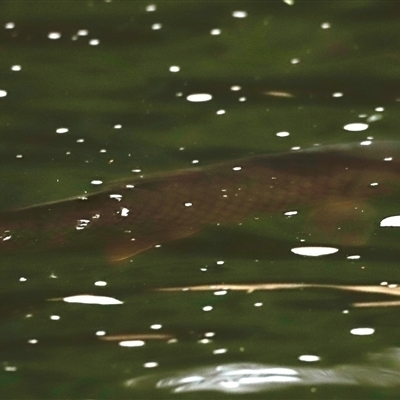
(0, 141, 400, 261)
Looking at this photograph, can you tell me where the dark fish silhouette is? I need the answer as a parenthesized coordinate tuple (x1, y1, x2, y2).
(0, 141, 399, 261)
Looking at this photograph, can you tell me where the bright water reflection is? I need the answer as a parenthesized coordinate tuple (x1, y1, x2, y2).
(126, 348, 400, 394)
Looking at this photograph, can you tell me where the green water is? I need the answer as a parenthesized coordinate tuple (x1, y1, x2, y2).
(1, 1, 400, 398)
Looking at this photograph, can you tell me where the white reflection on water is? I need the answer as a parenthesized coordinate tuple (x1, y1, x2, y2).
(380, 215, 400, 227)
(291, 246, 338, 256)
(63, 295, 122, 305)
(343, 122, 369, 132)
(125, 348, 400, 394)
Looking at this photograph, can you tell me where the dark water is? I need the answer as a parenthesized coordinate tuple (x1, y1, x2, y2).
(1, 1, 400, 398)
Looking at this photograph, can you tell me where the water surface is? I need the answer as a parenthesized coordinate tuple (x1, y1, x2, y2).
(1, 1, 400, 398)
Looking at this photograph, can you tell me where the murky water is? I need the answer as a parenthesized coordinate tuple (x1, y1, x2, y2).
(1, 1, 400, 398)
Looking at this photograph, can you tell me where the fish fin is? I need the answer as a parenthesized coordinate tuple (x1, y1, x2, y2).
(307, 199, 376, 246)
(106, 226, 199, 263)
(106, 238, 159, 263)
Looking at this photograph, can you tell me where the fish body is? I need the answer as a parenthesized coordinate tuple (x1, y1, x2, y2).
(1, 141, 400, 261)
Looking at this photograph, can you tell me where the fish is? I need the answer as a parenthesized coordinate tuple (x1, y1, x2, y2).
(1, 140, 400, 262)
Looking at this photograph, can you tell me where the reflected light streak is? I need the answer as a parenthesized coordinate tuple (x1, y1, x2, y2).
(264, 91, 294, 98)
(156, 282, 400, 307)
(100, 333, 174, 342)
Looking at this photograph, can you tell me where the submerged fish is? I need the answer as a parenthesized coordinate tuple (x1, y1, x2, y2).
(1, 141, 400, 262)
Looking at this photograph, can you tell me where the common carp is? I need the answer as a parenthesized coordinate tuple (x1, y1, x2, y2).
(0, 141, 400, 262)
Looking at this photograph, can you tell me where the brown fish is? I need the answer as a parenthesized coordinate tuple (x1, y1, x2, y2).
(1, 141, 400, 262)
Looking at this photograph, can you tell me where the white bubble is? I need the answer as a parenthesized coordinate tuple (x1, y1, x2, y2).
(380, 215, 400, 227)
(77, 29, 89, 36)
(367, 114, 382, 123)
(89, 39, 100, 46)
(146, 4, 156, 12)
(184, 202, 193, 207)
(213, 348, 227, 354)
(48, 32, 61, 40)
(203, 306, 213, 311)
(119, 340, 145, 347)
(276, 131, 290, 137)
(343, 123, 368, 132)
(321, 22, 331, 29)
(91, 180, 103, 185)
(169, 65, 180, 72)
(50, 315, 60, 320)
(0, 90, 7, 97)
(231, 85, 241, 91)
(11, 65, 21, 71)
(350, 327, 374, 336)
(291, 246, 338, 257)
(232, 166, 242, 171)
(210, 28, 221, 35)
(299, 355, 320, 362)
(5, 22, 15, 29)
(151, 23, 162, 30)
(63, 295, 122, 305)
(214, 290, 227, 296)
(291, 58, 300, 64)
(111, 193, 123, 200)
(347, 255, 360, 260)
(94, 281, 107, 286)
(232, 10, 247, 18)
(216, 109, 225, 115)
(187, 93, 212, 102)
(150, 324, 162, 330)
(114, 124, 122, 129)
(144, 362, 158, 368)
(332, 92, 343, 98)
(56, 127, 68, 134)
(284, 211, 297, 216)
